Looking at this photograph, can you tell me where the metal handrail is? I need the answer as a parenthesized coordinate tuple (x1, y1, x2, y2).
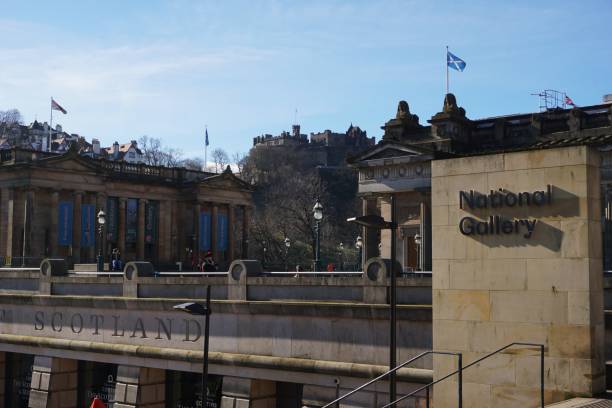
(383, 342, 544, 408)
(321, 351, 461, 408)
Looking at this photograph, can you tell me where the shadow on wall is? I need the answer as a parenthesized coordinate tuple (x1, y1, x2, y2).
(457, 185, 579, 251)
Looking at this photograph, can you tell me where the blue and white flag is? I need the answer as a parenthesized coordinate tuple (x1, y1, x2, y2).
(205, 128, 209, 146)
(447, 51, 467, 72)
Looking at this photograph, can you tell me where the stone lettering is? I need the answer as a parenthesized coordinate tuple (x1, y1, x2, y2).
(112, 315, 124, 337)
(34, 311, 44, 331)
(90, 315, 104, 335)
(130, 318, 147, 338)
(155, 318, 172, 340)
(183, 319, 201, 342)
(51, 312, 62, 332)
(70, 314, 83, 334)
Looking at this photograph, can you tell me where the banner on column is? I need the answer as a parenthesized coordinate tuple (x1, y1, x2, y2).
(199, 211, 211, 251)
(81, 204, 96, 247)
(58, 201, 73, 246)
(126, 198, 138, 243)
(145, 201, 158, 243)
(106, 197, 118, 242)
(217, 213, 228, 251)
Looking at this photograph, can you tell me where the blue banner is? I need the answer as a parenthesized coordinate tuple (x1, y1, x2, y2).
(217, 213, 228, 251)
(81, 204, 96, 247)
(199, 212, 211, 251)
(58, 201, 73, 246)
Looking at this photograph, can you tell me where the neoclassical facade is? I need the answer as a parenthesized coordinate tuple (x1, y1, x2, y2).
(350, 94, 612, 272)
(0, 145, 253, 268)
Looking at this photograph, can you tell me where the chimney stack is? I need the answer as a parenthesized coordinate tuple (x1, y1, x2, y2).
(92, 139, 100, 155)
(113, 141, 119, 158)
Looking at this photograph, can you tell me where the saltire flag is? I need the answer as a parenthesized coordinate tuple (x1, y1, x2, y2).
(447, 51, 467, 72)
(51, 98, 67, 114)
(205, 128, 209, 146)
(565, 95, 577, 107)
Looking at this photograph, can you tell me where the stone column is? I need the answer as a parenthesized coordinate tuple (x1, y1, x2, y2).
(194, 202, 201, 257)
(28, 356, 77, 408)
(0, 188, 14, 261)
(158, 200, 172, 264)
(72, 191, 83, 263)
(137, 199, 146, 260)
(242, 206, 250, 258)
(50, 191, 59, 257)
(113, 366, 165, 408)
(228, 204, 235, 262)
(211, 204, 219, 261)
(362, 198, 379, 262)
(221, 377, 277, 408)
(0, 351, 6, 404)
(118, 198, 127, 256)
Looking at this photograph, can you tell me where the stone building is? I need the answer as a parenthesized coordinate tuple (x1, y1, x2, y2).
(350, 94, 612, 272)
(0, 144, 252, 268)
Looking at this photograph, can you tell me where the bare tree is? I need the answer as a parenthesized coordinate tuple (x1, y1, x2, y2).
(138, 135, 183, 167)
(0, 109, 22, 124)
(212, 148, 229, 173)
(181, 157, 205, 171)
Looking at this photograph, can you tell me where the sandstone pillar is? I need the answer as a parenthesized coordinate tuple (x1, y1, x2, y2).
(72, 191, 83, 263)
(0, 188, 14, 262)
(242, 206, 250, 258)
(221, 377, 277, 408)
(211, 204, 219, 261)
(118, 198, 127, 256)
(228, 204, 235, 262)
(158, 200, 172, 264)
(137, 199, 146, 260)
(28, 356, 77, 408)
(194, 202, 201, 257)
(113, 366, 165, 408)
(50, 191, 59, 257)
(431, 146, 604, 407)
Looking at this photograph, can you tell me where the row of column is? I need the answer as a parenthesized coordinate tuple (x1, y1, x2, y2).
(0, 187, 252, 266)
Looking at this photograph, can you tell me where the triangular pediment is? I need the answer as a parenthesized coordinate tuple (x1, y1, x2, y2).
(350, 142, 432, 164)
(35, 150, 101, 173)
(199, 172, 253, 191)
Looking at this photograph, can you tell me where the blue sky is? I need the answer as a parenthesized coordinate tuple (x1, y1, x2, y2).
(1, 0, 611, 159)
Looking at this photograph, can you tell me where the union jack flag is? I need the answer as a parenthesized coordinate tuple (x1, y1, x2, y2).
(51, 98, 67, 114)
(565, 95, 576, 107)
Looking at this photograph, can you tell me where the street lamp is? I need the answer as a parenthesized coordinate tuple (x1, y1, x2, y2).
(355, 235, 363, 271)
(347, 195, 398, 406)
(313, 199, 323, 271)
(284, 237, 291, 271)
(414, 233, 422, 271)
(96, 210, 106, 272)
(174, 285, 211, 408)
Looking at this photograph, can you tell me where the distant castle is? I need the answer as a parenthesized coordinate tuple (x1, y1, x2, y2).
(252, 124, 375, 167)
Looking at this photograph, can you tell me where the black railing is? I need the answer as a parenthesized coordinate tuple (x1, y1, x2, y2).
(384, 342, 544, 408)
(321, 351, 461, 408)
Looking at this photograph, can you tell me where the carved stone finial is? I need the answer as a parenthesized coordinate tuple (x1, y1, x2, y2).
(223, 165, 233, 174)
(442, 93, 466, 117)
(396, 101, 410, 119)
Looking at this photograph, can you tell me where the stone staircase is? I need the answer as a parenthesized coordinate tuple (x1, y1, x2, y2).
(547, 399, 612, 407)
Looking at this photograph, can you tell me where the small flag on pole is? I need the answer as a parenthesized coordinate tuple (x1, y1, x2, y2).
(205, 128, 209, 146)
(565, 95, 577, 107)
(447, 50, 467, 72)
(51, 98, 67, 114)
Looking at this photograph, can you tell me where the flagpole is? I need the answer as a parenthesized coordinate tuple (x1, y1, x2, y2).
(204, 125, 208, 172)
(49, 97, 53, 152)
(446, 46, 449, 95)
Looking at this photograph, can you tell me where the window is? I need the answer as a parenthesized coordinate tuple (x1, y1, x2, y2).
(128, 152, 135, 159)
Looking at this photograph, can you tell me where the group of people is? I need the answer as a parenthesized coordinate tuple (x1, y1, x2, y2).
(110, 248, 123, 272)
(190, 250, 218, 272)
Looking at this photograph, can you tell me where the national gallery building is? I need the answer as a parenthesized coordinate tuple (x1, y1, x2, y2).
(0, 146, 253, 269)
(0, 95, 610, 408)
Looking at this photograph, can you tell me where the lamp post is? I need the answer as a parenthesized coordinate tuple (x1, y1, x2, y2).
(284, 237, 291, 271)
(347, 194, 398, 406)
(313, 199, 323, 271)
(355, 235, 363, 271)
(414, 233, 422, 271)
(96, 210, 106, 272)
(174, 285, 211, 408)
